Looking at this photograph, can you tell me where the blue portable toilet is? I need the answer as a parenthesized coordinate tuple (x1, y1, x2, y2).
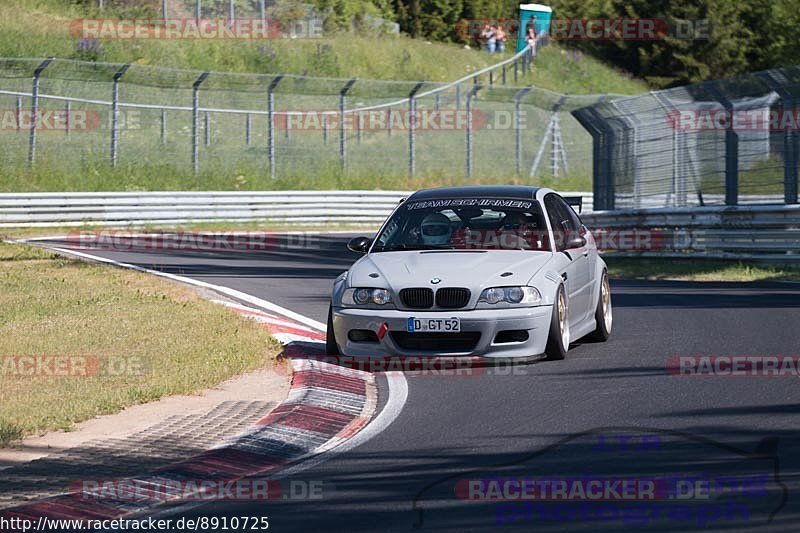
(517, 3, 552, 52)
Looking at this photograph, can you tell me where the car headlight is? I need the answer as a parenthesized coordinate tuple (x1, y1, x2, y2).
(477, 286, 541, 307)
(342, 287, 393, 307)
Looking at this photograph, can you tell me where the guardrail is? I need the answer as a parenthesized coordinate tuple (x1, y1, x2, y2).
(0, 191, 594, 227)
(2, 191, 798, 263)
(581, 204, 800, 262)
(0, 191, 412, 227)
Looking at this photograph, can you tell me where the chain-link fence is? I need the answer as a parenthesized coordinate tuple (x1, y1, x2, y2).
(92, 0, 296, 23)
(573, 66, 800, 210)
(0, 48, 613, 190)
(90, 1, 399, 36)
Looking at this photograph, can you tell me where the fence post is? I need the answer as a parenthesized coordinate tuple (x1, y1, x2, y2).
(204, 111, 211, 146)
(571, 95, 614, 210)
(191, 71, 209, 174)
(455, 83, 461, 110)
(356, 112, 363, 144)
(15, 96, 21, 132)
(195, 0, 201, 21)
(502, 64, 507, 85)
(65, 101, 71, 138)
(513, 59, 518, 83)
(323, 116, 329, 144)
(228, 0, 235, 23)
(160, 109, 166, 144)
(162, 0, 167, 18)
(550, 96, 567, 179)
(386, 107, 392, 137)
(793, 134, 800, 204)
(757, 72, 798, 204)
(465, 84, 483, 177)
(408, 81, 425, 177)
(245, 113, 252, 145)
(706, 84, 738, 205)
(592, 118, 617, 211)
(514, 86, 532, 174)
(28, 57, 53, 167)
(259, 0, 266, 26)
(110, 63, 131, 167)
(267, 75, 283, 180)
(338, 78, 357, 170)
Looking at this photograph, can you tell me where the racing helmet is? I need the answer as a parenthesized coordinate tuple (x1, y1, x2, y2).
(420, 213, 452, 245)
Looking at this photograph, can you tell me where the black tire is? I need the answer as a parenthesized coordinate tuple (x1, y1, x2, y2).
(325, 306, 340, 355)
(544, 284, 569, 360)
(588, 271, 612, 342)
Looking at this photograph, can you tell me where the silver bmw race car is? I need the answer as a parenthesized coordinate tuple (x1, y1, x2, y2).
(326, 185, 612, 360)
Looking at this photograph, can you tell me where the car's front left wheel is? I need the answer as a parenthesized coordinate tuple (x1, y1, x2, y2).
(326, 306, 340, 355)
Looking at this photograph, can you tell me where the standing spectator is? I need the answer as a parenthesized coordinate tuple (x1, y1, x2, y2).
(495, 24, 507, 53)
(481, 24, 496, 54)
(525, 16, 538, 57)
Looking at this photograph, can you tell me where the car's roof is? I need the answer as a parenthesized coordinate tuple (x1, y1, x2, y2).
(406, 185, 542, 201)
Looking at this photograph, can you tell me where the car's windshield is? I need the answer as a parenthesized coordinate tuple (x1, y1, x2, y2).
(371, 197, 551, 252)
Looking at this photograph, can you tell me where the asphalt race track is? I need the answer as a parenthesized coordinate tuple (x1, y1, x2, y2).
(36, 233, 800, 531)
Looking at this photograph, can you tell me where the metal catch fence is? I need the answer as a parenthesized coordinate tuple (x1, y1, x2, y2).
(0, 48, 610, 188)
(573, 66, 800, 210)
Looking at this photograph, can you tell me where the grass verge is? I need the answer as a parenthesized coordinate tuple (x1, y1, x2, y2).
(0, 240, 282, 447)
(605, 256, 800, 282)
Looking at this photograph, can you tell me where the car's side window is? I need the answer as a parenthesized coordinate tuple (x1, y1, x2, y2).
(558, 196, 584, 234)
(544, 194, 571, 251)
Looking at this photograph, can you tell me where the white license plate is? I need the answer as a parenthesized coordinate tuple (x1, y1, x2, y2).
(407, 317, 461, 333)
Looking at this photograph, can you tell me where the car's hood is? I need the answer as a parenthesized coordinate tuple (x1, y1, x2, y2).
(348, 250, 553, 291)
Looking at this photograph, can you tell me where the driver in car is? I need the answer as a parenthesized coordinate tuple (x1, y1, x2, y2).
(419, 212, 453, 246)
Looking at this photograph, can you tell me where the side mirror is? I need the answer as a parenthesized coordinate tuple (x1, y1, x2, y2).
(564, 234, 587, 250)
(347, 236, 372, 254)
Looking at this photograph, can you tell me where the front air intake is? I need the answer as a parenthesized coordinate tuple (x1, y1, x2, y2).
(400, 288, 434, 309)
(435, 288, 471, 308)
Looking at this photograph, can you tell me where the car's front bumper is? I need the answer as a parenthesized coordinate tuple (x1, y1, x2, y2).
(331, 306, 553, 358)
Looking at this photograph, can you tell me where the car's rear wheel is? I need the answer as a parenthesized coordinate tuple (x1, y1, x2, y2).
(544, 284, 569, 360)
(325, 306, 340, 355)
(588, 271, 612, 341)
